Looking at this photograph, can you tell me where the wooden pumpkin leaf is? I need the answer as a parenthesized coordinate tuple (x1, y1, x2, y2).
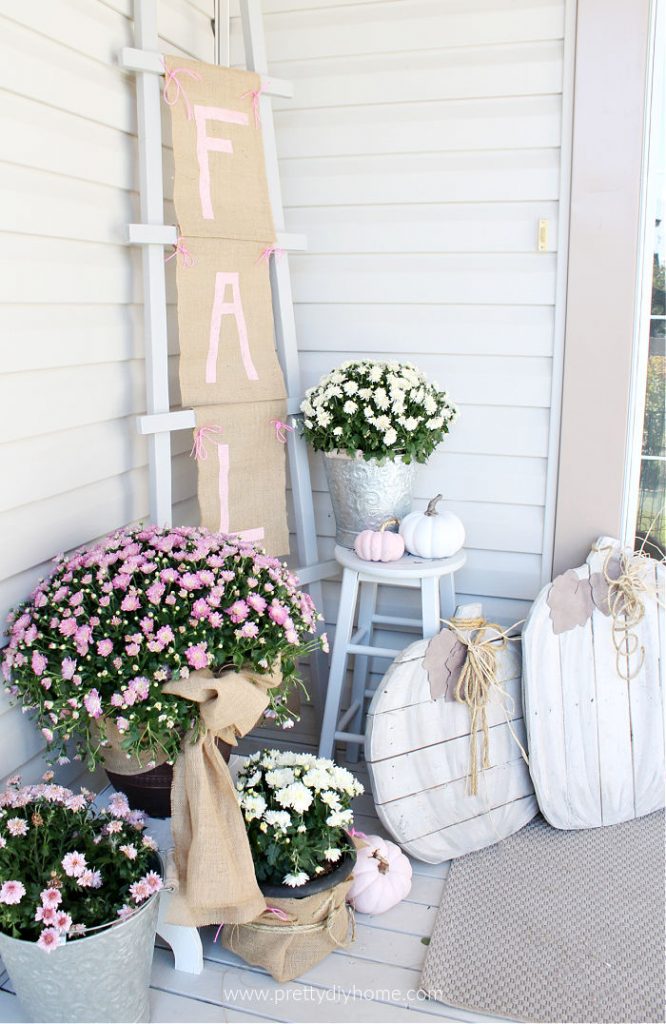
(423, 628, 467, 701)
(589, 554, 622, 615)
(546, 569, 594, 634)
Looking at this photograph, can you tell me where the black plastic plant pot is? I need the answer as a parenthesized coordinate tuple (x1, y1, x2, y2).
(258, 849, 357, 900)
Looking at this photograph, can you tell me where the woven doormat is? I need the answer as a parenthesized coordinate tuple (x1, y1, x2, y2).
(421, 812, 665, 1023)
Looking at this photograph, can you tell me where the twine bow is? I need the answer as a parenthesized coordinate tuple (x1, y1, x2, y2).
(241, 84, 264, 127)
(592, 544, 663, 681)
(162, 62, 201, 120)
(443, 617, 527, 796)
(257, 245, 286, 264)
(165, 236, 194, 268)
(271, 419, 294, 443)
(190, 425, 223, 460)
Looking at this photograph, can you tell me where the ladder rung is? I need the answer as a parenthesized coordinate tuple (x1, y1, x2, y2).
(371, 614, 422, 629)
(347, 643, 401, 660)
(128, 224, 307, 252)
(119, 47, 293, 98)
(293, 560, 339, 585)
(334, 730, 365, 745)
(337, 701, 361, 731)
(137, 400, 304, 437)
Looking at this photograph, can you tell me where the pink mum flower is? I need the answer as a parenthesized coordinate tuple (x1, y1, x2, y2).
(65, 795, 87, 812)
(142, 871, 163, 895)
(115, 716, 130, 734)
(225, 600, 249, 624)
(58, 618, 77, 637)
(62, 851, 87, 878)
(108, 793, 130, 818)
(55, 911, 72, 933)
(35, 905, 57, 925)
(7, 818, 28, 837)
(247, 594, 267, 613)
(268, 603, 289, 626)
(156, 625, 174, 646)
(117, 905, 136, 922)
(61, 658, 77, 680)
(37, 928, 60, 953)
(41, 727, 54, 743)
(0, 880, 25, 905)
(31, 651, 48, 676)
(237, 622, 259, 639)
(40, 887, 62, 909)
(83, 689, 103, 719)
(77, 869, 102, 889)
(119, 844, 137, 860)
(97, 639, 113, 657)
(185, 644, 209, 670)
(120, 593, 141, 612)
(129, 880, 150, 904)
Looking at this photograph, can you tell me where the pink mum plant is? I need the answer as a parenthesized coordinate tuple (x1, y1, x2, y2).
(2, 526, 327, 769)
(0, 777, 161, 950)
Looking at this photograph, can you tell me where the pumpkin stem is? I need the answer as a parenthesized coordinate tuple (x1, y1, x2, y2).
(425, 494, 443, 517)
(378, 517, 400, 533)
(373, 850, 390, 874)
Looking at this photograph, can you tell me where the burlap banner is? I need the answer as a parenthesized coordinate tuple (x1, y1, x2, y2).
(177, 237, 286, 407)
(164, 56, 275, 242)
(194, 401, 290, 557)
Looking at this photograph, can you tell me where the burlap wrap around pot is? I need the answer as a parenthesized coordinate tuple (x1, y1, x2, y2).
(152, 666, 282, 926)
(222, 877, 355, 982)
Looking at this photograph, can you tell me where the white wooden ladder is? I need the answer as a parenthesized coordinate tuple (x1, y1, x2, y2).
(120, 0, 336, 717)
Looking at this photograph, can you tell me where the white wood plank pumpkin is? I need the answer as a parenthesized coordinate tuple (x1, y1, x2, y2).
(522, 536, 665, 830)
(365, 604, 538, 863)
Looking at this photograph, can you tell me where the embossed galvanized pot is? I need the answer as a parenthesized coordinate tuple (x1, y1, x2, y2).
(0, 892, 159, 1023)
(324, 451, 416, 547)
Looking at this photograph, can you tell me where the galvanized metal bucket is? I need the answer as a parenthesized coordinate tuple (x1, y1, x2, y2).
(0, 892, 159, 1023)
(323, 451, 416, 547)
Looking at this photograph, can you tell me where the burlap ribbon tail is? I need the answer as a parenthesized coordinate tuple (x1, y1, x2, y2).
(158, 667, 281, 927)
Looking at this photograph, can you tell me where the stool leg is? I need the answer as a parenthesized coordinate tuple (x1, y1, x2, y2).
(421, 576, 442, 639)
(439, 573, 456, 621)
(346, 581, 377, 763)
(319, 568, 359, 760)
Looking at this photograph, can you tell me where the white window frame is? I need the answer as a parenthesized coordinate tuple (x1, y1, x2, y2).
(622, 0, 665, 547)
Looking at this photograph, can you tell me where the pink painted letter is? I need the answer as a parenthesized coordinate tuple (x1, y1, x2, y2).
(217, 444, 264, 542)
(206, 272, 259, 384)
(193, 104, 249, 220)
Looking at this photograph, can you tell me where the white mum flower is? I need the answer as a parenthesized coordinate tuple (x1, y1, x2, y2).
(373, 388, 390, 410)
(343, 380, 358, 395)
(316, 411, 332, 428)
(265, 767, 295, 789)
(264, 810, 292, 831)
(283, 871, 309, 887)
(375, 415, 391, 431)
(333, 426, 343, 436)
(275, 783, 314, 814)
(324, 848, 342, 862)
(320, 790, 341, 809)
(343, 400, 358, 414)
(364, 407, 376, 422)
(302, 768, 333, 791)
(426, 417, 444, 430)
(242, 794, 267, 821)
(403, 417, 419, 430)
(383, 428, 397, 446)
(368, 365, 383, 382)
(358, 387, 373, 400)
(423, 394, 437, 415)
(325, 809, 354, 827)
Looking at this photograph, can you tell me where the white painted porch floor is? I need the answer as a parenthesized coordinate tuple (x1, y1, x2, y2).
(0, 731, 510, 1024)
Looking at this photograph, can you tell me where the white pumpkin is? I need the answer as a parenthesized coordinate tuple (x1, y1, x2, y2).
(400, 494, 465, 559)
(347, 834, 412, 915)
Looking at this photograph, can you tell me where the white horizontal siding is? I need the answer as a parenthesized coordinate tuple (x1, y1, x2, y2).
(229, 0, 569, 634)
(0, 0, 213, 783)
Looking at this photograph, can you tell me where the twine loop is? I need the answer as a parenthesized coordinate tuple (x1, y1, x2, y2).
(271, 419, 294, 443)
(593, 544, 663, 681)
(165, 236, 194, 268)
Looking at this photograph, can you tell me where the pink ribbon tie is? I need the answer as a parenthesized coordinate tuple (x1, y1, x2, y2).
(213, 923, 223, 943)
(271, 419, 294, 443)
(257, 245, 286, 264)
(265, 906, 291, 921)
(190, 425, 223, 461)
(163, 61, 202, 120)
(165, 236, 195, 268)
(241, 85, 264, 127)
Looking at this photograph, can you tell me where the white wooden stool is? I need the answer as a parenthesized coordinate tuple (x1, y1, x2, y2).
(319, 545, 466, 761)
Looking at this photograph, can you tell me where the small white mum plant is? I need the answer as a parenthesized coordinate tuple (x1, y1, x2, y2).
(236, 750, 364, 888)
(301, 360, 458, 463)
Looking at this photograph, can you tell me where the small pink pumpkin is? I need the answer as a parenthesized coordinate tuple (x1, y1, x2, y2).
(354, 518, 405, 563)
(347, 834, 412, 915)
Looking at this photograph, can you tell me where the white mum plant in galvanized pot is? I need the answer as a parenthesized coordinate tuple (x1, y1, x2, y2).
(300, 360, 458, 546)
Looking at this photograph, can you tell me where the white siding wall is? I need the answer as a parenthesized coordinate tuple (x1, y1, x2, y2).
(0, 0, 212, 783)
(0, 0, 572, 777)
(229, 0, 571, 634)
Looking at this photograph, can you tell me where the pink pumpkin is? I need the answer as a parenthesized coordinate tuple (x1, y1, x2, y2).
(353, 519, 405, 563)
(348, 835, 412, 915)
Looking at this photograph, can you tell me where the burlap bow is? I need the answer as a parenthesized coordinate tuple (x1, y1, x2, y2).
(160, 666, 282, 926)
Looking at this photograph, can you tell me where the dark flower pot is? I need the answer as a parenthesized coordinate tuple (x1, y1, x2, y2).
(258, 849, 356, 900)
(105, 739, 232, 819)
